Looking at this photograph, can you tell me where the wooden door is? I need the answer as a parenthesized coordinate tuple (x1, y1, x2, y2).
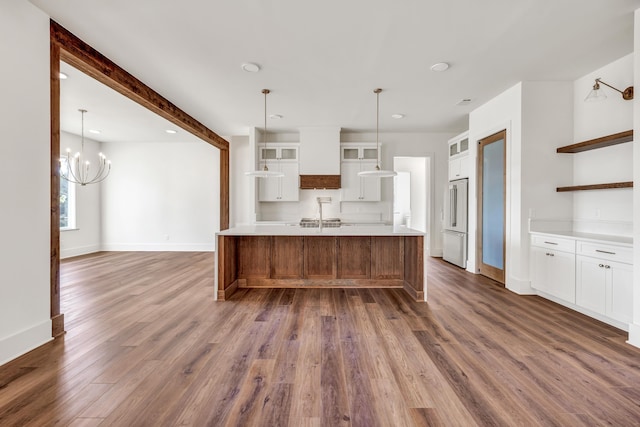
(477, 130, 506, 284)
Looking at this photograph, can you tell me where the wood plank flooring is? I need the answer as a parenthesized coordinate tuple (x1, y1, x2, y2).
(2, 251, 640, 426)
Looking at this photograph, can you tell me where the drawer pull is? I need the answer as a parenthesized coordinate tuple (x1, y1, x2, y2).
(604, 265, 611, 269)
(599, 264, 604, 268)
(546, 253, 555, 257)
(544, 241, 559, 245)
(595, 249, 616, 255)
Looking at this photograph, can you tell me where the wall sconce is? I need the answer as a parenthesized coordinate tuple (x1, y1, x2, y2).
(585, 78, 634, 102)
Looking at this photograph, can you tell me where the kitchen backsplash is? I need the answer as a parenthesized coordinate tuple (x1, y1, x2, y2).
(257, 189, 390, 224)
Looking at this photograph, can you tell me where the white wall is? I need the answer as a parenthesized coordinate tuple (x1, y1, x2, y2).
(0, 0, 52, 365)
(572, 54, 634, 233)
(229, 135, 251, 227)
(101, 141, 219, 251)
(469, 81, 574, 294)
(59, 131, 103, 258)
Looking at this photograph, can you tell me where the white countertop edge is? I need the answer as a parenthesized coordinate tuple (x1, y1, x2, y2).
(530, 230, 633, 246)
(217, 224, 425, 237)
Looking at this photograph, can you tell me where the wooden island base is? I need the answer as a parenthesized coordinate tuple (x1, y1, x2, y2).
(217, 234, 424, 301)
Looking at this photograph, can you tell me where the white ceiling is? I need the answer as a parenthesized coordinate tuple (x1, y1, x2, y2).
(32, 0, 640, 141)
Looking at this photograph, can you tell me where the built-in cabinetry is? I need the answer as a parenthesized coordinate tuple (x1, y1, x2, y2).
(340, 143, 381, 201)
(530, 235, 576, 303)
(575, 241, 633, 325)
(448, 131, 470, 181)
(556, 130, 633, 192)
(257, 144, 300, 202)
(530, 232, 633, 330)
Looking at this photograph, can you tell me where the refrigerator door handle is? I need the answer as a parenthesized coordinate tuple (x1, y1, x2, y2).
(450, 186, 457, 227)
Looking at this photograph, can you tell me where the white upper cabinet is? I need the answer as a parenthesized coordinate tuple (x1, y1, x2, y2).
(257, 143, 299, 202)
(448, 131, 470, 181)
(341, 145, 378, 162)
(259, 146, 298, 162)
(340, 143, 381, 201)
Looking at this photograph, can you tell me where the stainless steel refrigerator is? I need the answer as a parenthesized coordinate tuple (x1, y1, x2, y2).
(443, 178, 468, 268)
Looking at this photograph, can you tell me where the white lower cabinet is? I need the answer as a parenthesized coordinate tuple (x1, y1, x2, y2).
(530, 245, 576, 303)
(576, 255, 633, 324)
(530, 232, 633, 329)
(258, 162, 299, 201)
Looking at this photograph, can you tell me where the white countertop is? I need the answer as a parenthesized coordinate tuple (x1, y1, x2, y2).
(530, 230, 632, 246)
(217, 224, 425, 237)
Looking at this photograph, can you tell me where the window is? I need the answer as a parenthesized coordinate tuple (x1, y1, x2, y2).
(60, 159, 76, 230)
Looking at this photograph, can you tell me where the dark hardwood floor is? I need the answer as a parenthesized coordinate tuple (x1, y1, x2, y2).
(1, 251, 640, 426)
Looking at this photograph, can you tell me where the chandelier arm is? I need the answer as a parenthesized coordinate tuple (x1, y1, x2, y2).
(65, 155, 82, 184)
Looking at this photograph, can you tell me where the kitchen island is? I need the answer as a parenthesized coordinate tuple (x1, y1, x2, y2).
(215, 224, 426, 301)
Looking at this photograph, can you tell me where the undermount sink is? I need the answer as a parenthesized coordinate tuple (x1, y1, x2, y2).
(299, 218, 341, 228)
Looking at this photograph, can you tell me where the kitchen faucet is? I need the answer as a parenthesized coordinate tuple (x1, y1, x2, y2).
(317, 197, 331, 231)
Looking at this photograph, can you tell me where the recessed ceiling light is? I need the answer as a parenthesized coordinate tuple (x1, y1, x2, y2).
(456, 98, 472, 106)
(165, 129, 177, 134)
(391, 113, 404, 119)
(430, 62, 450, 72)
(269, 114, 283, 119)
(88, 129, 101, 134)
(241, 62, 261, 72)
(59, 72, 68, 80)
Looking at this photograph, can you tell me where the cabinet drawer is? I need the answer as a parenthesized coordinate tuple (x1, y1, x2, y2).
(531, 235, 575, 253)
(576, 241, 632, 264)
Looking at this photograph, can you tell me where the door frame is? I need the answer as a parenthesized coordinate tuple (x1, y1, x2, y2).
(476, 129, 506, 284)
(49, 20, 230, 337)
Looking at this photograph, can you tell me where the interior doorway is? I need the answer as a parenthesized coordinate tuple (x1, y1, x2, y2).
(477, 130, 506, 284)
(50, 21, 229, 337)
(393, 156, 431, 250)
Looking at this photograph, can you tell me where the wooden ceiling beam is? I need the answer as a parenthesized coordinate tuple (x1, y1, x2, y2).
(50, 20, 229, 151)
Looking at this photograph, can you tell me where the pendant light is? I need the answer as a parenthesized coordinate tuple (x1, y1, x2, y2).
(245, 89, 284, 177)
(358, 88, 397, 178)
(60, 109, 111, 186)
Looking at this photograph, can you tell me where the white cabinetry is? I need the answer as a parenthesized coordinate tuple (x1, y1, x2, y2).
(257, 144, 299, 202)
(340, 144, 380, 201)
(529, 232, 633, 330)
(530, 235, 576, 303)
(448, 131, 470, 181)
(576, 242, 633, 324)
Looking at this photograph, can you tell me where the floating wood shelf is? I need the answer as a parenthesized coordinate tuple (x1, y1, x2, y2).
(556, 130, 633, 153)
(556, 181, 633, 192)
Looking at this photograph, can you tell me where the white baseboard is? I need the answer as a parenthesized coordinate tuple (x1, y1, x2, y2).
(506, 275, 536, 295)
(100, 243, 215, 252)
(61, 244, 101, 259)
(627, 323, 640, 348)
(0, 319, 52, 366)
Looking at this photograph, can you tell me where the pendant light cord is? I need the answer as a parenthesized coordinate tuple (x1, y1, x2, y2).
(374, 88, 382, 170)
(262, 89, 270, 171)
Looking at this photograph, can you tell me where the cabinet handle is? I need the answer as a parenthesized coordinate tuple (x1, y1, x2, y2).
(544, 241, 558, 245)
(546, 252, 554, 257)
(595, 249, 616, 255)
(599, 264, 604, 268)
(604, 265, 611, 269)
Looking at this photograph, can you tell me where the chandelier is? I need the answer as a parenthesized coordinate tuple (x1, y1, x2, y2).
(60, 109, 111, 186)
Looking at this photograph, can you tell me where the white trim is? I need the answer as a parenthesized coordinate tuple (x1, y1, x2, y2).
(627, 323, 640, 348)
(0, 319, 52, 366)
(61, 244, 101, 259)
(100, 243, 215, 252)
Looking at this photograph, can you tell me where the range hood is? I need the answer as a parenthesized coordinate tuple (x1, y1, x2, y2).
(298, 127, 341, 189)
